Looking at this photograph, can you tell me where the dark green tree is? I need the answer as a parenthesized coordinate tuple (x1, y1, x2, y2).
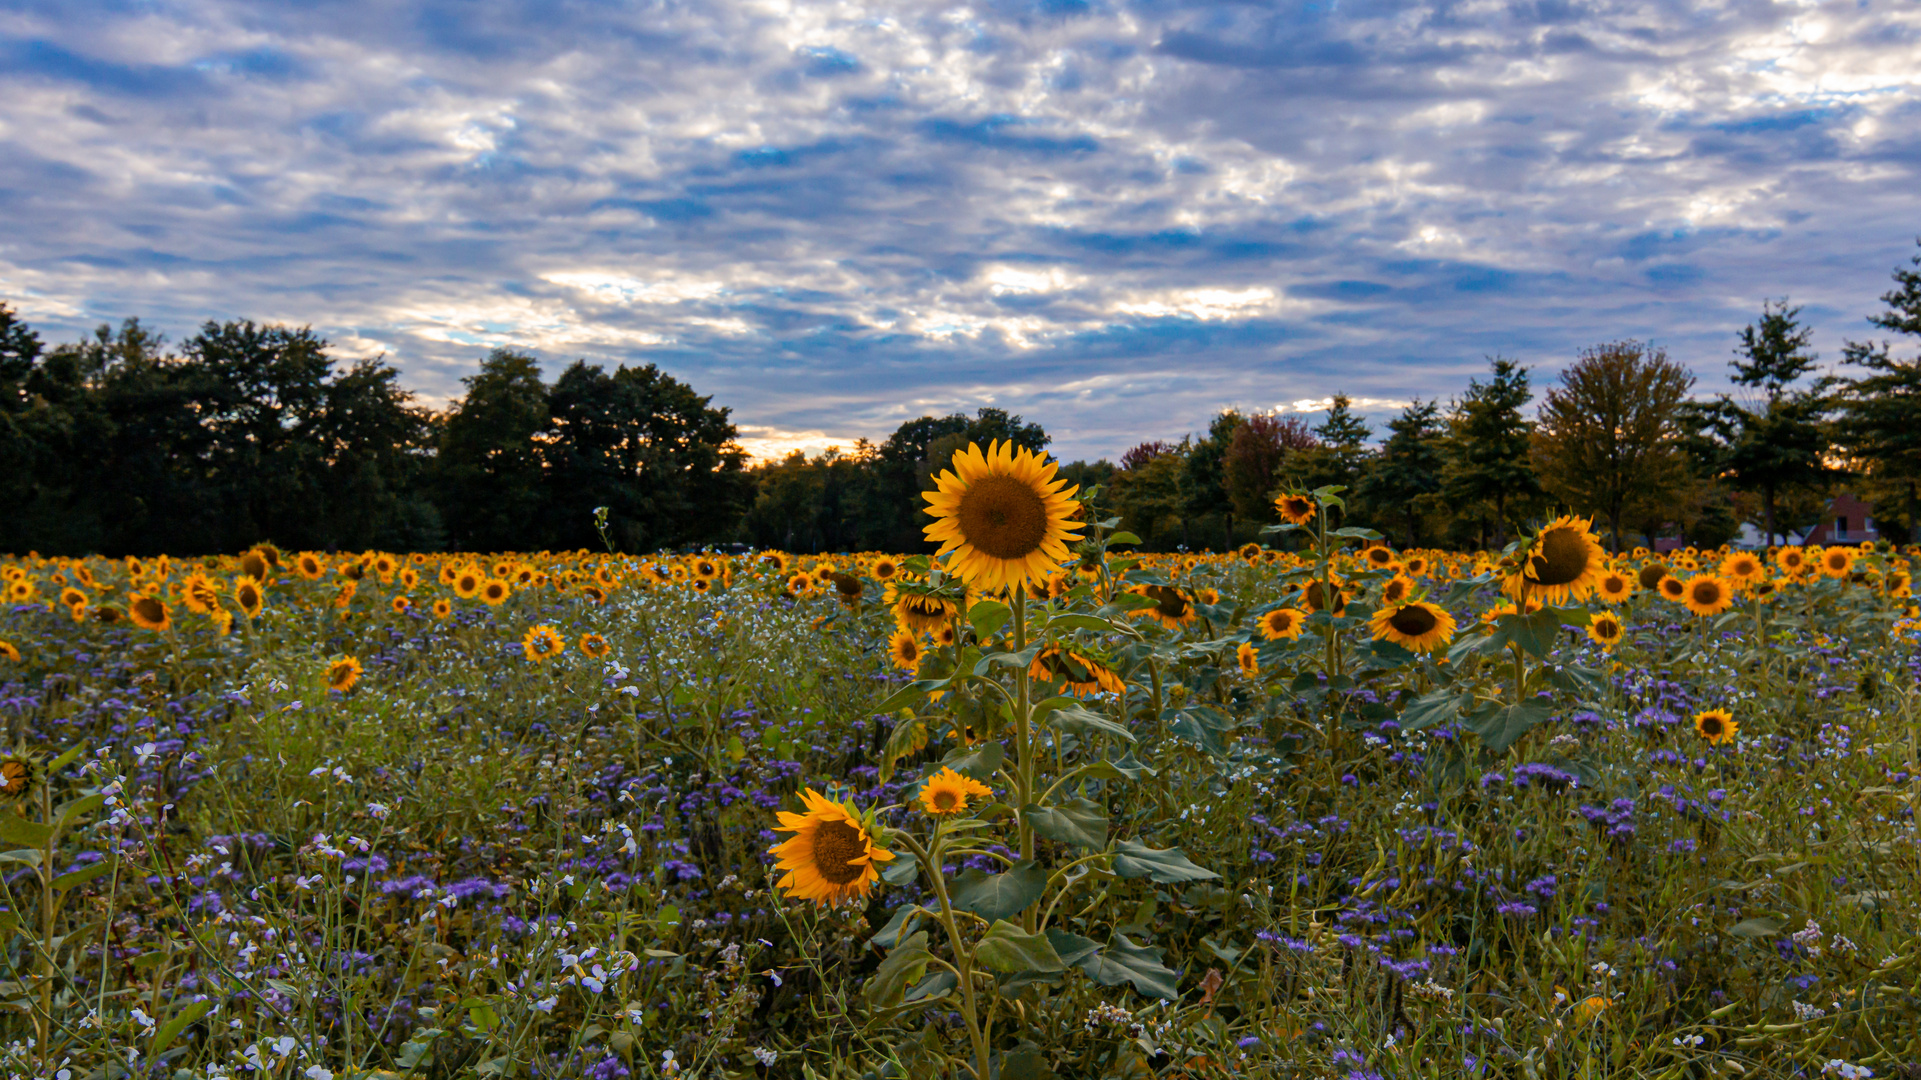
(1443, 358, 1542, 548)
(315, 360, 441, 550)
(1182, 409, 1243, 550)
(1697, 300, 1836, 544)
(1835, 240, 1921, 541)
(436, 349, 552, 552)
(1357, 400, 1445, 548)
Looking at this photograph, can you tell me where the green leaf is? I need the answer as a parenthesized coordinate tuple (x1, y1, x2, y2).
(0, 849, 42, 867)
(1043, 928, 1102, 967)
(877, 717, 930, 783)
(1045, 704, 1136, 743)
(1555, 606, 1593, 627)
(1023, 798, 1107, 850)
(974, 645, 1044, 675)
(52, 860, 113, 892)
(952, 860, 1047, 922)
(940, 741, 1005, 782)
(1048, 614, 1118, 635)
(881, 850, 920, 886)
(725, 734, 747, 763)
(1106, 531, 1143, 546)
(1330, 526, 1381, 539)
(869, 904, 929, 950)
(1112, 840, 1217, 883)
(969, 600, 1012, 640)
(873, 679, 945, 715)
(999, 1045, 1057, 1080)
(0, 816, 51, 849)
(47, 745, 86, 773)
(975, 919, 1066, 974)
(1464, 700, 1554, 754)
(151, 999, 215, 1057)
(1168, 705, 1235, 758)
(1728, 916, 1786, 939)
(1077, 934, 1181, 1000)
(863, 931, 932, 1008)
(1399, 689, 1463, 732)
(0, 911, 17, 938)
(904, 970, 957, 1003)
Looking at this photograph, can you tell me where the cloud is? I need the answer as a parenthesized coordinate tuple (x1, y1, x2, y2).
(1, 0, 1917, 461)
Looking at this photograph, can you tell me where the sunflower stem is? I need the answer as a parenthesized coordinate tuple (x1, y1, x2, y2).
(904, 825, 992, 1080)
(1011, 590, 1037, 933)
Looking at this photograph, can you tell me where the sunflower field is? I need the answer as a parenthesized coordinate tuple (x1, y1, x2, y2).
(0, 449, 1918, 1080)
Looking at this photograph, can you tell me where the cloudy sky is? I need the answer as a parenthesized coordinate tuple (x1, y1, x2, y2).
(2, 0, 1917, 461)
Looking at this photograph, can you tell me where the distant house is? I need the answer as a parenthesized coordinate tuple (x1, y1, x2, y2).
(1800, 493, 1880, 546)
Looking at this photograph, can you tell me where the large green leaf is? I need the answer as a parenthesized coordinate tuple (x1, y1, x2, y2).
(952, 860, 1047, 922)
(863, 931, 933, 1008)
(1048, 613, 1117, 635)
(881, 850, 920, 886)
(974, 920, 1066, 974)
(940, 741, 1005, 783)
(877, 717, 930, 783)
(1078, 934, 1181, 1000)
(1043, 928, 1102, 967)
(1168, 706, 1235, 758)
(1112, 841, 1217, 883)
(0, 816, 51, 849)
(968, 600, 1011, 640)
(1464, 700, 1554, 754)
(1399, 689, 1464, 732)
(868, 904, 929, 950)
(1024, 798, 1107, 850)
(1045, 704, 1136, 744)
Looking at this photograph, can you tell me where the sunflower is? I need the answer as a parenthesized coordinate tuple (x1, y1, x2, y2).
(67, 601, 88, 623)
(1719, 552, 1765, 588)
(691, 577, 714, 595)
(1238, 542, 1263, 563)
(1820, 548, 1855, 579)
(333, 581, 357, 609)
(888, 629, 924, 672)
(1259, 607, 1308, 641)
(1587, 612, 1625, 649)
(1299, 579, 1347, 616)
(480, 579, 511, 606)
(1681, 575, 1734, 617)
(1595, 570, 1635, 604)
(1380, 574, 1415, 606)
(1693, 708, 1737, 746)
(693, 557, 721, 582)
(453, 568, 484, 599)
(391, 595, 412, 614)
(58, 586, 87, 610)
(1194, 586, 1221, 606)
(400, 568, 419, 590)
(1028, 646, 1125, 696)
(594, 566, 622, 590)
(93, 606, 124, 625)
(432, 598, 454, 619)
(1134, 584, 1196, 629)
(1236, 641, 1260, 678)
(1274, 493, 1317, 526)
(0, 753, 39, 805)
(234, 577, 265, 620)
(128, 594, 171, 632)
(0, 641, 19, 664)
(209, 609, 234, 636)
(923, 440, 1083, 593)
(325, 656, 363, 692)
(1506, 515, 1604, 605)
(768, 788, 895, 905)
(760, 551, 791, 575)
(827, 572, 863, 607)
(785, 571, 818, 599)
(575, 632, 610, 659)
(918, 767, 992, 817)
(1369, 601, 1457, 653)
(934, 624, 958, 648)
(240, 549, 272, 583)
(1656, 575, 1686, 602)
(1362, 546, 1397, 570)
(871, 557, 902, 582)
(1775, 546, 1807, 575)
(373, 554, 398, 582)
(523, 625, 566, 662)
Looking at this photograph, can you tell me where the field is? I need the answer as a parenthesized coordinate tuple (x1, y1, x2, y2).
(0, 488, 1918, 1079)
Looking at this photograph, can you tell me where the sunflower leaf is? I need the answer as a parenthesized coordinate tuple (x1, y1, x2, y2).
(1023, 798, 1107, 850)
(1399, 689, 1464, 732)
(952, 860, 1046, 922)
(1463, 700, 1554, 755)
(868, 904, 930, 950)
(877, 717, 930, 784)
(968, 600, 1011, 640)
(880, 850, 921, 886)
(1044, 928, 1102, 967)
(1044, 705, 1136, 744)
(0, 817, 51, 849)
(1106, 531, 1143, 547)
(939, 741, 1004, 782)
(1077, 934, 1182, 1000)
(1047, 613, 1117, 635)
(975, 919, 1065, 974)
(863, 931, 933, 1008)
(1112, 840, 1217, 883)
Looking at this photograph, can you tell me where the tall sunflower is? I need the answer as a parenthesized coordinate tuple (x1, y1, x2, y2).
(128, 594, 171, 632)
(1595, 569, 1635, 604)
(1719, 552, 1765, 588)
(1681, 575, 1734, 617)
(1134, 584, 1196, 629)
(1380, 574, 1415, 607)
(1369, 601, 1457, 653)
(1776, 546, 1808, 575)
(1236, 641, 1260, 678)
(1656, 575, 1686, 603)
(1274, 493, 1317, 526)
(918, 767, 991, 817)
(1506, 515, 1604, 605)
(234, 577, 265, 620)
(480, 579, 511, 606)
(1258, 607, 1308, 641)
(1820, 548, 1855, 579)
(768, 788, 895, 905)
(923, 441, 1083, 593)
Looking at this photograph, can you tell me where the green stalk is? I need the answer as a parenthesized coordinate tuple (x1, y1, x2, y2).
(1011, 591, 1037, 933)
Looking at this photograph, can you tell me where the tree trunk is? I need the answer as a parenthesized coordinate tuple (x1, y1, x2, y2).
(1606, 508, 1623, 554)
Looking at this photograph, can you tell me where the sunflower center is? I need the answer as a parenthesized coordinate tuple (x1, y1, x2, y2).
(956, 475, 1050, 560)
(811, 819, 869, 885)
(1691, 581, 1722, 605)
(1148, 586, 1189, 619)
(1596, 618, 1620, 639)
(1700, 716, 1724, 737)
(1269, 612, 1295, 632)
(1303, 582, 1341, 613)
(931, 790, 961, 812)
(1388, 605, 1439, 637)
(1528, 528, 1590, 587)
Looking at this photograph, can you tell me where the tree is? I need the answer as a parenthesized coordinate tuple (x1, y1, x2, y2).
(315, 360, 440, 550)
(1182, 409, 1243, 549)
(1443, 358, 1542, 547)
(1110, 440, 1190, 549)
(1529, 342, 1695, 552)
(1698, 299, 1836, 544)
(436, 349, 551, 552)
(1224, 413, 1318, 524)
(1357, 401, 1446, 548)
(1835, 239, 1921, 541)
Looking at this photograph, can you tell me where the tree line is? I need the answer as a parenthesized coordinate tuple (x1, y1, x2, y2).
(2, 241, 1917, 556)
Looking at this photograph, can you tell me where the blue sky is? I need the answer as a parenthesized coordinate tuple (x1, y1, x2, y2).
(2, 0, 1917, 462)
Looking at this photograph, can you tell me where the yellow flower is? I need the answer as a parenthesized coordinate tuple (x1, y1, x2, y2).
(579, 632, 610, 659)
(1820, 547, 1855, 579)
(1693, 708, 1737, 745)
(1133, 584, 1196, 629)
(234, 577, 265, 620)
(1274, 493, 1317, 526)
(768, 788, 895, 905)
(453, 567, 483, 598)
(1369, 602, 1456, 653)
(888, 629, 924, 672)
(128, 594, 171, 632)
(1595, 569, 1635, 604)
(922, 440, 1083, 593)
(1587, 612, 1625, 649)
(326, 656, 363, 692)
(1380, 574, 1415, 606)
(0, 641, 20, 663)
(1505, 515, 1604, 605)
(918, 767, 991, 817)
(1681, 575, 1734, 617)
(0, 753, 39, 805)
(480, 578, 511, 606)
(1028, 646, 1125, 696)
(1719, 551, 1765, 588)
(432, 598, 453, 620)
(1236, 641, 1260, 678)
(1657, 574, 1686, 603)
(1258, 607, 1307, 641)
(522, 625, 566, 662)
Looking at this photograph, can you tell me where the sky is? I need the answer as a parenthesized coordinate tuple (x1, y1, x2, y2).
(2, 0, 1918, 463)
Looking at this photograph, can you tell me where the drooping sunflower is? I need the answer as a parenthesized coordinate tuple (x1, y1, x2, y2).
(1028, 646, 1125, 696)
(1259, 607, 1308, 641)
(1134, 584, 1196, 629)
(1299, 579, 1347, 617)
(1506, 515, 1604, 605)
(128, 594, 171, 632)
(523, 625, 566, 662)
(888, 629, 924, 672)
(1274, 493, 1317, 527)
(325, 656, 363, 692)
(1236, 641, 1260, 678)
(234, 577, 265, 620)
(480, 579, 511, 606)
(1369, 601, 1457, 653)
(1820, 547, 1855, 579)
(1380, 574, 1415, 607)
(1681, 575, 1734, 617)
(1719, 552, 1765, 588)
(1636, 563, 1669, 592)
(922, 440, 1083, 593)
(934, 623, 958, 648)
(768, 788, 895, 905)
(1657, 574, 1687, 603)
(1693, 708, 1737, 746)
(240, 549, 272, 583)
(0, 753, 40, 805)
(1587, 611, 1625, 649)
(1595, 569, 1635, 604)
(918, 767, 992, 817)
(579, 632, 610, 659)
